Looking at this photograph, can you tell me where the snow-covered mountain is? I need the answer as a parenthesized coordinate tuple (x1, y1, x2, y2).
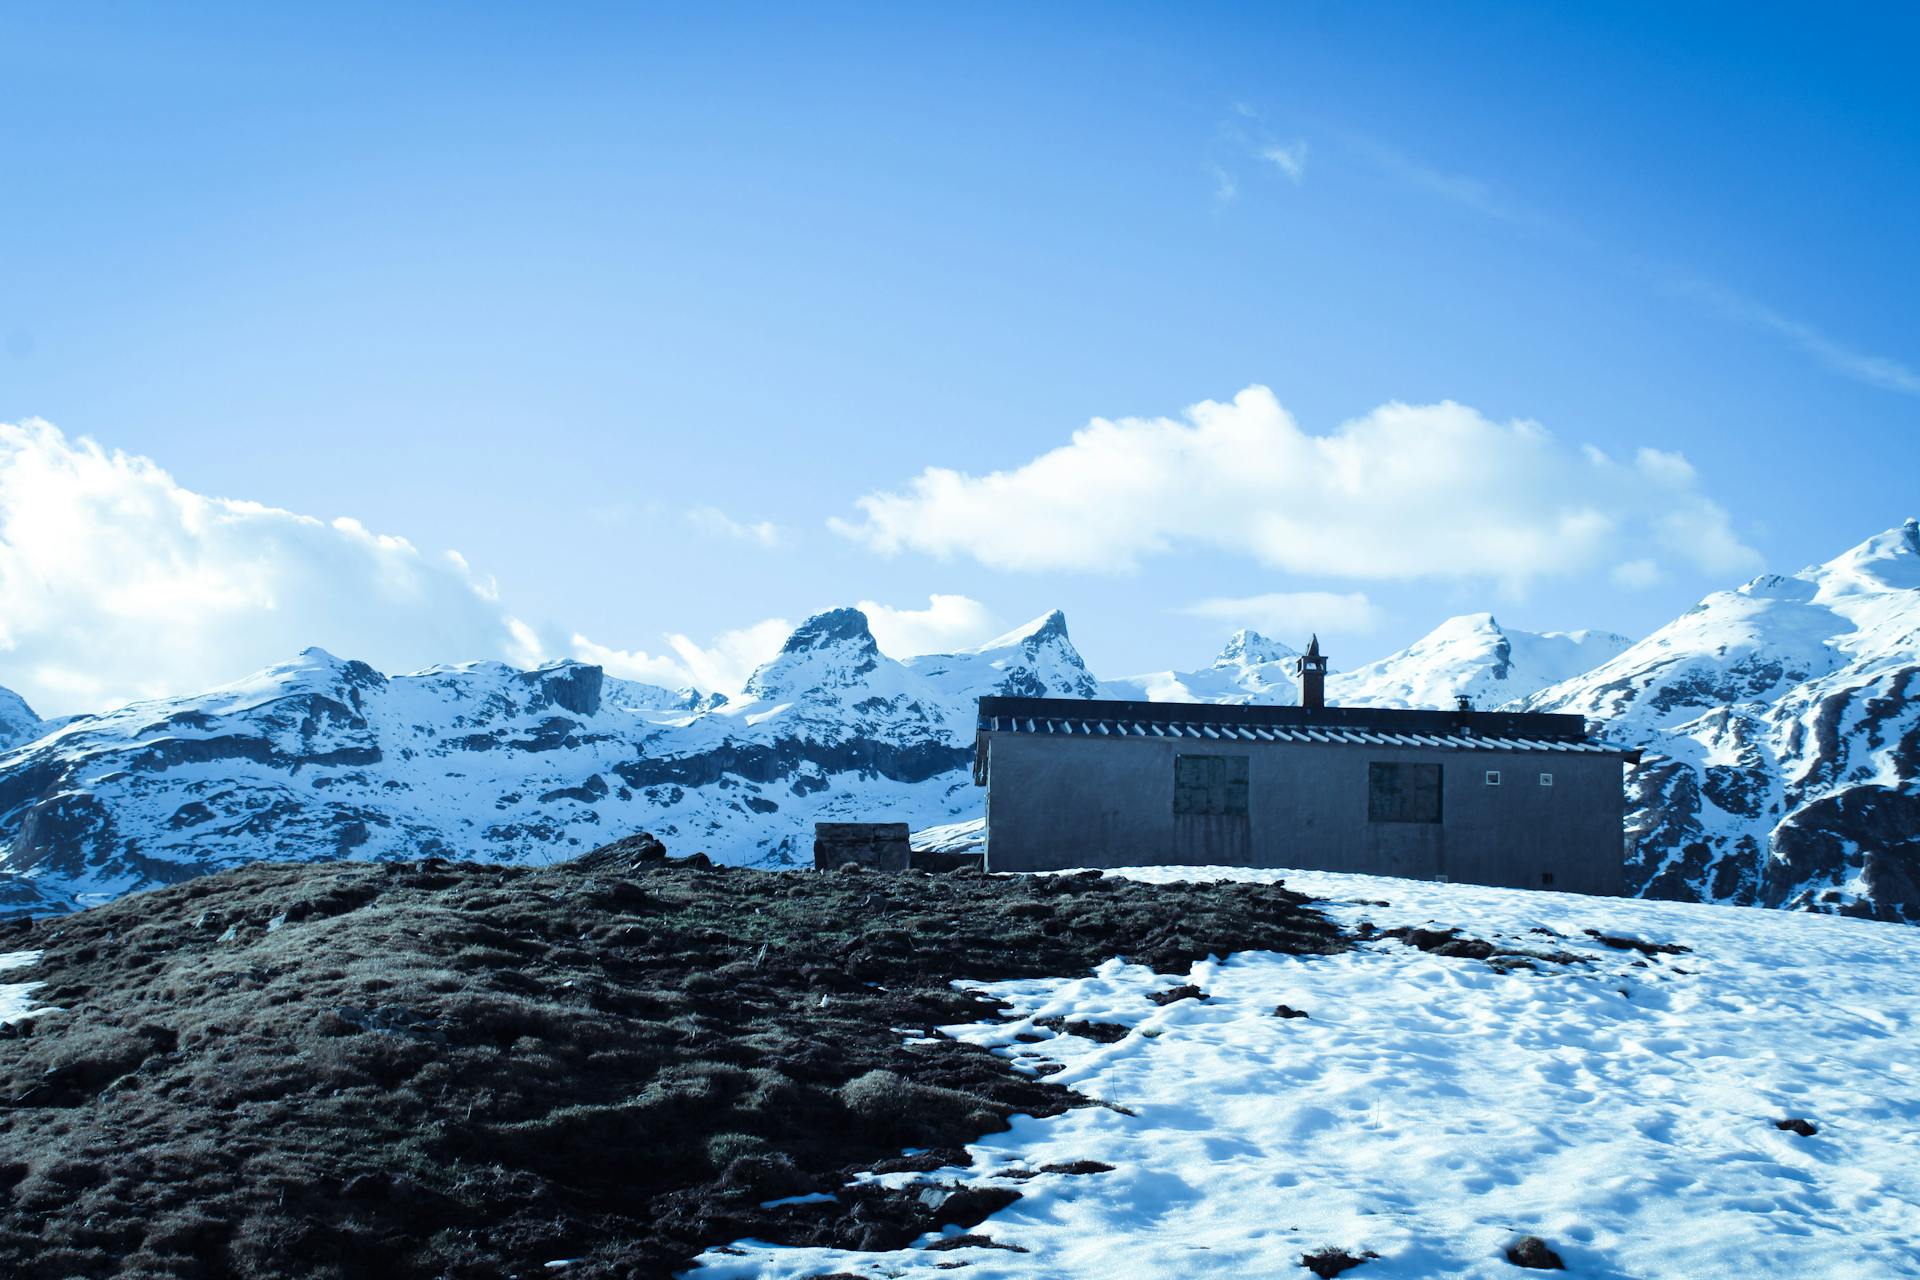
(909, 610, 1104, 702)
(1524, 519, 1920, 921)
(4, 521, 1917, 922)
(1105, 616, 1629, 711)
(0, 609, 1103, 912)
(1104, 629, 1302, 704)
(0, 687, 45, 752)
(1333, 613, 1633, 710)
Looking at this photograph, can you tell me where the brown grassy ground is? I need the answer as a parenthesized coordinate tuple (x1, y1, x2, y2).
(0, 836, 1343, 1279)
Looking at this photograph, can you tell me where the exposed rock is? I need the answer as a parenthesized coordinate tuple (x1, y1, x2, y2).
(1504, 1235, 1566, 1269)
(1301, 1246, 1379, 1276)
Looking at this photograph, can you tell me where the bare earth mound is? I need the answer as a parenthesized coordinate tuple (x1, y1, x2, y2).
(0, 837, 1342, 1279)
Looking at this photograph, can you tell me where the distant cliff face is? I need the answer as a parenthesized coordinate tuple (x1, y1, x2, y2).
(4, 521, 1919, 922)
(1524, 520, 1920, 923)
(0, 612, 1105, 912)
(1103, 616, 1630, 711)
(0, 687, 43, 753)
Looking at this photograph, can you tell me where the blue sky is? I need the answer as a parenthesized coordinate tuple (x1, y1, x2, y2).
(2, 3, 1916, 712)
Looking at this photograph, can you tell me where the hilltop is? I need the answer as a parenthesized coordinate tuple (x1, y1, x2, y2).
(0, 838, 1339, 1279)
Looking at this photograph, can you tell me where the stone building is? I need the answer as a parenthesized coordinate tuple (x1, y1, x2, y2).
(973, 639, 1638, 895)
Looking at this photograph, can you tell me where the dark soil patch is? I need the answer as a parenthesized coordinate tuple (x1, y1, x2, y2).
(1385, 925, 1497, 960)
(1301, 1246, 1379, 1276)
(1037, 1159, 1113, 1175)
(1147, 984, 1208, 1006)
(922, 1231, 1028, 1252)
(1384, 926, 1586, 972)
(1033, 1015, 1132, 1043)
(1505, 1235, 1566, 1269)
(1583, 929, 1689, 958)
(1775, 1117, 1818, 1137)
(0, 838, 1340, 1279)
(1273, 1004, 1311, 1019)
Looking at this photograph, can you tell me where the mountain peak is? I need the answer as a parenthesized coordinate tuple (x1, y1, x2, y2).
(1811, 517, 1920, 596)
(0, 684, 43, 751)
(744, 608, 884, 702)
(294, 645, 348, 666)
(251, 647, 386, 690)
(1215, 629, 1297, 667)
(779, 608, 879, 656)
(977, 609, 1070, 651)
(1424, 612, 1503, 642)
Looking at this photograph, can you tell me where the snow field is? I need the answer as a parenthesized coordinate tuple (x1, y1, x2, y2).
(694, 868, 1920, 1279)
(0, 950, 40, 1025)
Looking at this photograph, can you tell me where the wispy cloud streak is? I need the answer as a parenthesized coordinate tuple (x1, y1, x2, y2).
(1345, 131, 1917, 398)
(1674, 279, 1920, 397)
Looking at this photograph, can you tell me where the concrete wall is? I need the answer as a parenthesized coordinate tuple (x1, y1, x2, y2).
(981, 733, 1626, 895)
(813, 822, 910, 871)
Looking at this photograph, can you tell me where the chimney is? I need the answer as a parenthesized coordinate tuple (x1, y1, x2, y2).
(1455, 694, 1473, 713)
(1296, 634, 1328, 711)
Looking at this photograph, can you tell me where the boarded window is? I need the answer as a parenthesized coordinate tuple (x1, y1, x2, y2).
(1368, 762, 1442, 824)
(1174, 754, 1249, 816)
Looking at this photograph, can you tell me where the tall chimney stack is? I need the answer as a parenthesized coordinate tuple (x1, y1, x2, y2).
(1297, 634, 1328, 711)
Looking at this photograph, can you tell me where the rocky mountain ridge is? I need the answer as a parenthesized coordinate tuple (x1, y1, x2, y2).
(0, 609, 1100, 913)
(0, 688, 44, 753)
(1523, 519, 1920, 920)
(3, 520, 1917, 921)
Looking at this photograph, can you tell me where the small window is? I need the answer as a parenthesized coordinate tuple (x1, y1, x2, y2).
(1369, 762, 1442, 824)
(1539, 772, 1554, 787)
(1174, 754, 1249, 816)
(1484, 770, 1502, 786)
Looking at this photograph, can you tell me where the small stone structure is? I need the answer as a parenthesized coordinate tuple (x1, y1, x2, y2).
(813, 822, 910, 871)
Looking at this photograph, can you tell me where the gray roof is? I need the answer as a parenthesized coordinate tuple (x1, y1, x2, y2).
(978, 712, 1629, 754)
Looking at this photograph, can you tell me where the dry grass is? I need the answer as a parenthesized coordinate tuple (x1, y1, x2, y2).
(0, 836, 1342, 1278)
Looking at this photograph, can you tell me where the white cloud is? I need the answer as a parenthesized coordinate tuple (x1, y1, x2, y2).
(1209, 164, 1238, 204)
(1347, 133, 1568, 237)
(568, 634, 699, 690)
(1611, 559, 1664, 589)
(855, 594, 999, 657)
(688, 505, 783, 548)
(576, 597, 999, 694)
(1260, 141, 1309, 183)
(573, 616, 794, 698)
(687, 502, 783, 548)
(0, 419, 541, 716)
(1181, 590, 1379, 638)
(831, 386, 1760, 589)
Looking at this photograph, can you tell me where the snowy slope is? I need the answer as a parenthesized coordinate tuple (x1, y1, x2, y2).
(696, 866, 1920, 1280)
(1104, 630, 1302, 704)
(0, 610, 1104, 910)
(1524, 519, 1920, 921)
(0, 950, 37, 1026)
(1332, 613, 1632, 711)
(0, 687, 43, 752)
(1105, 617, 1630, 711)
(909, 610, 1104, 702)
